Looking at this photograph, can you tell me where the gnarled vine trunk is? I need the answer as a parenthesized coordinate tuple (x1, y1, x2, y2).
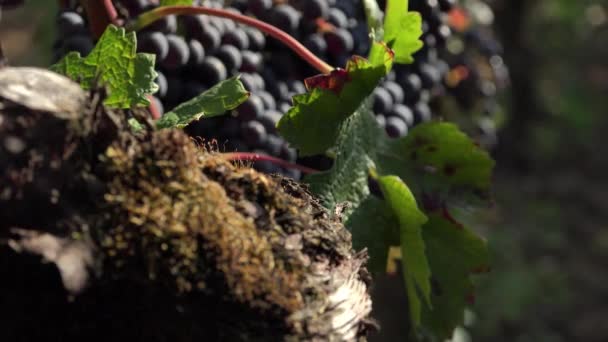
(0, 67, 374, 341)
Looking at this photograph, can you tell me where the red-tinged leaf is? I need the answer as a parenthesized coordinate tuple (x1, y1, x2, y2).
(277, 42, 393, 156)
(304, 68, 350, 94)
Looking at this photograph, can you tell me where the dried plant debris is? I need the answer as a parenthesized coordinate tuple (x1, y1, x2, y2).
(0, 67, 372, 341)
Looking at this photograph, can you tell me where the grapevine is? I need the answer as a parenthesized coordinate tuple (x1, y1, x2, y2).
(0, 0, 507, 341)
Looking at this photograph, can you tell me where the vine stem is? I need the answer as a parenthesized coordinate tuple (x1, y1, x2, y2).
(130, 6, 334, 74)
(223, 152, 319, 174)
(79, 0, 119, 39)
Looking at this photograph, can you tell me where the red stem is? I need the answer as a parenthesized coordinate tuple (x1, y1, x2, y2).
(79, 0, 119, 38)
(131, 6, 334, 74)
(223, 152, 319, 174)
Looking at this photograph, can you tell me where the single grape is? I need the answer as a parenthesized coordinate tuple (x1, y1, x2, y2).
(138, 32, 170, 61)
(222, 29, 250, 50)
(388, 104, 414, 126)
(215, 45, 242, 72)
(237, 95, 265, 121)
(197, 56, 228, 85)
(57, 11, 86, 36)
(162, 34, 190, 70)
(269, 4, 301, 34)
(187, 39, 206, 66)
(372, 87, 394, 114)
(324, 28, 354, 57)
(328, 7, 348, 28)
(385, 116, 408, 138)
(384, 81, 405, 104)
(242, 120, 268, 147)
(155, 71, 168, 98)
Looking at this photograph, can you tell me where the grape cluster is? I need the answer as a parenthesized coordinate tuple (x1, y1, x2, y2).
(52, 8, 95, 64)
(437, 0, 509, 147)
(53, 0, 507, 177)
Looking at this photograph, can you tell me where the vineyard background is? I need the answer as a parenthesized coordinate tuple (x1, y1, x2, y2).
(2, 0, 608, 341)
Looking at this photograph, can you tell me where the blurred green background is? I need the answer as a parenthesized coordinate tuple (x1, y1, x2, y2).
(2, 0, 607, 341)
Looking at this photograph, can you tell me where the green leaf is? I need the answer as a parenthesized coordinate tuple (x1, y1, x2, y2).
(378, 175, 430, 326)
(383, 0, 424, 64)
(50, 25, 158, 109)
(160, 0, 192, 5)
(277, 44, 393, 156)
(301, 104, 493, 337)
(346, 196, 399, 273)
(378, 122, 495, 196)
(421, 213, 490, 339)
(156, 76, 249, 129)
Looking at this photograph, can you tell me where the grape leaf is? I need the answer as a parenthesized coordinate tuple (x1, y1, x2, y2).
(346, 191, 399, 273)
(378, 175, 430, 326)
(421, 212, 490, 339)
(160, 0, 192, 6)
(383, 0, 424, 64)
(277, 43, 393, 156)
(378, 122, 495, 197)
(155, 76, 249, 129)
(50, 25, 158, 109)
(303, 106, 493, 335)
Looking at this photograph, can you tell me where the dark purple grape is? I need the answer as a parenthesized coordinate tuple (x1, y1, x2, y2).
(265, 135, 284, 156)
(303, 34, 327, 56)
(418, 63, 442, 89)
(222, 29, 250, 50)
(215, 45, 242, 72)
(197, 24, 222, 52)
(57, 11, 86, 36)
(385, 116, 408, 138)
(242, 121, 267, 146)
(161, 34, 190, 70)
(373, 87, 394, 114)
(240, 51, 263, 72)
(248, 0, 273, 18)
(187, 39, 205, 66)
(147, 15, 177, 34)
(289, 80, 306, 95)
(138, 32, 169, 61)
(295, 0, 329, 20)
(328, 8, 348, 28)
(268, 81, 290, 101)
(258, 91, 277, 110)
(400, 73, 423, 104)
(62, 35, 94, 56)
(258, 110, 283, 132)
(237, 95, 264, 121)
(239, 73, 257, 91)
(197, 56, 227, 85)
(413, 102, 432, 124)
(384, 81, 405, 104)
(324, 28, 354, 57)
(388, 104, 414, 126)
(269, 4, 301, 34)
(280, 144, 297, 162)
(244, 27, 266, 51)
(155, 71, 168, 98)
